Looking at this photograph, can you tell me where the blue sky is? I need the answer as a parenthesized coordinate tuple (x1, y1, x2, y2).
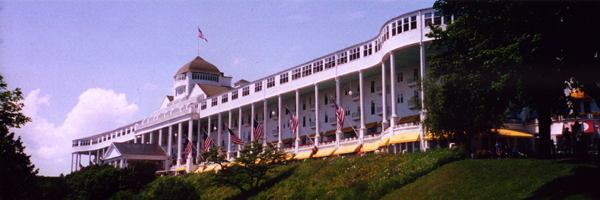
(1, 0, 434, 176)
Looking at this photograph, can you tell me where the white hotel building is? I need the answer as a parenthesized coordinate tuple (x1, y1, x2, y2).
(71, 7, 551, 173)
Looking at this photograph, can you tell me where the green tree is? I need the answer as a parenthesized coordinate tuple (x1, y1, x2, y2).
(0, 74, 38, 200)
(204, 141, 287, 195)
(65, 165, 121, 200)
(426, 1, 600, 156)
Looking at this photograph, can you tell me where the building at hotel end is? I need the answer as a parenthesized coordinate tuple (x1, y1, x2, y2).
(71, 7, 600, 173)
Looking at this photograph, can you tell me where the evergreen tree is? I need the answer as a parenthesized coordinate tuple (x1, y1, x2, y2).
(0, 74, 38, 199)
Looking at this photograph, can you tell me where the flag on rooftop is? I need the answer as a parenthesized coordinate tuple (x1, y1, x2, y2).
(198, 27, 208, 42)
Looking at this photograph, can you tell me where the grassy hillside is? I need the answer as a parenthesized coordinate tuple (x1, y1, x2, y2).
(382, 159, 600, 200)
(139, 149, 463, 200)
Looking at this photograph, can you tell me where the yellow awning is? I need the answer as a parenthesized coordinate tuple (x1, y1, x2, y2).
(361, 140, 381, 152)
(333, 143, 362, 155)
(379, 137, 390, 146)
(388, 132, 420, 144)
(313, 147, 337, 158)
(494, 129, 533, 138)
(293, 151, 313, 160)
(285, 153, 294, 160)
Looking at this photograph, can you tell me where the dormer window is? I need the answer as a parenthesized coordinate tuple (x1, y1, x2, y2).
(267, 77, 275, 88)
(242, 86, 250, 96)
(231, 90, 238, 100)
(211, 97, 218, 106)
(175, 86, 186, 96)
(255, 82, 262, 92)
(176, 74, 186, 81)
(221, 94, 228, 103)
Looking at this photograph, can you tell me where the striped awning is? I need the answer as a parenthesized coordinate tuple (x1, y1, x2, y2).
(313, 147, 337, 158)
(494, 129, 533, 138)
(388, 132, 420, 144)
(294, 151, 313, 160)
(333, 143, 362, 155)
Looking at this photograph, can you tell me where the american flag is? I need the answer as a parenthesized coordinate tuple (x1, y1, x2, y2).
(290, 113, 299, 136)
(203, 133, 214, 152)
(197, 27, 208, 42)
(335, 104, 345, 132)
(253, 120, 264, 141)
(184, 138, 193, 159)
(228, 128, 245, 145)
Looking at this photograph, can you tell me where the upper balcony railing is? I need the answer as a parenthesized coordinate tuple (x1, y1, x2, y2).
(198, 8, 450, 113)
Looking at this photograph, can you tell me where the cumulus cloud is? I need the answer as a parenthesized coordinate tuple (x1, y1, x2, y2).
(15, 88, 138, 176)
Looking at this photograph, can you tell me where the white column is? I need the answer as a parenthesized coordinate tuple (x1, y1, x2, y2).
(263, 99, 268, 147)
(227, 110, 232, 160)
(207, 116, 212, 147)
(167, 126, 172, 169)
(238, 107, 242, 157)
(133, 135, 138, 143)
(76, 153, 80, 171)
(418, 11, 427, 151)
(141, 133, 145, 144)
(217, 113, 222, 147)
(158, 128, 163, 147)
(187, 119, 193, 171)
(177, 123, 182, 166)
(88, 151, 91, 165)
(335, 77, 341, 147)
(250, 103, 255, 142)
(314, 84, 320, 146)
(96, 149, 100, 164)
(70, 153, 74, 172)
(149, 131, 154, 144)
(277, 95, 282, 148)
(359, 70, 366, 143)
(381, 61, 388, 129)
(196, 119, 201, 163)
(389, 53, 398, 128)
(295, 89, 300, 153)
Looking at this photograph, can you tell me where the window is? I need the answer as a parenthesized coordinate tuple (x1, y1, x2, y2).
(313, 60, 323, 73)
(337, 52, 347, 64)
(424, 12, 433, 27)
(279, 73, 289, 84)
(324, 114, 328, 123)
(370, 101, 375, 115)
(443, 14, 452, 25)
(201, 101, 207, 110)
(349, 47, 360, 61)
(324, 96, 328, 105)
(434, 11, 442, 25)
(398, 72, 403, 82)
(255, 82, 262, 92)
(221, 94, 228, 103)
(292, 68, 301, 80)
(324, 56, 336, 69)
(176, 74, 186, 81)
(410, 16, 417, 30)
(302, 101, 306, 110)
(403, 17, 409, 31)
(397, 19, 403, 34)
(231, 90, 238, 100)
(391, 22, 397, 36)
(303, 116, 306, 127)
(375, 40, 380, 52)
(400, 93, 404, 103)
(370, 81, 375, 93)
(413, 68, 419, 81)
(242, 86, 250, 96)
(267, 77, 275, 88)
(302, 64, 312, 77)
(211, 97, 218, 106)
(363, 44, 372, 57)
(176, 86, 186, 96)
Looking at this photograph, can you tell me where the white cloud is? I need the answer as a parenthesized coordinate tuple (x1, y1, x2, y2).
(14, 88, 138, 176)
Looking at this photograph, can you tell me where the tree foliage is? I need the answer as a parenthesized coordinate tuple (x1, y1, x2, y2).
(0, 74, 38, 200)
(203, 141, 288, 195)
(426, 1, 600, 155)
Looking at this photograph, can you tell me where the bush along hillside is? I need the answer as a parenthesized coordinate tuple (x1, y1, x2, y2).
(137, 149, 463, 200)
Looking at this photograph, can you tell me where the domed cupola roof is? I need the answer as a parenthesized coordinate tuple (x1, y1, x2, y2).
(175, 56, 221, 76)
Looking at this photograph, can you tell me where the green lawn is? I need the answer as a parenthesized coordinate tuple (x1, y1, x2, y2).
(381, 159, 600, 200)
